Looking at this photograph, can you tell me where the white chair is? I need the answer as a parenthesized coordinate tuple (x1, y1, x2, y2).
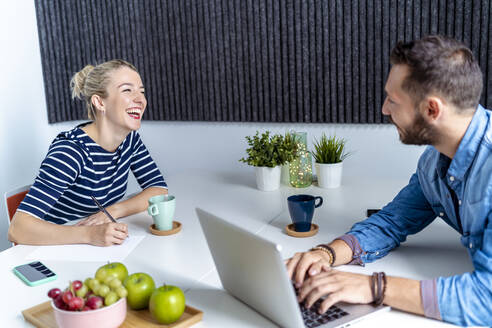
(4, 185, 31, 246)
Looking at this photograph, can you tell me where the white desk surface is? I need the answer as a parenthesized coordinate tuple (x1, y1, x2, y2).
(1, 170, 470, 327)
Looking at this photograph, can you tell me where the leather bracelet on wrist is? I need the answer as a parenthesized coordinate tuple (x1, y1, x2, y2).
(371, 271, 387, 306)
(370, 272, 377, 302)
(379, 272, 387, 306)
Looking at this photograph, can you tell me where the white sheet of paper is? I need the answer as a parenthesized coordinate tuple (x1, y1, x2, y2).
(26, 235, 145, 262)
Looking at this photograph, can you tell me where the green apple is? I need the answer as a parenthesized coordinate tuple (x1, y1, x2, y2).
(95, 262, 128, 282)
(123, 272, 156, 310)
(149, 285, 186, 324)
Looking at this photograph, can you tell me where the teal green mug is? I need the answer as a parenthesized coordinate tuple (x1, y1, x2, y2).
(147, 195, 175, 231)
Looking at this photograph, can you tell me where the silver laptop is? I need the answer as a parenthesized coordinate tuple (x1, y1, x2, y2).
(196, 208, 390, 328)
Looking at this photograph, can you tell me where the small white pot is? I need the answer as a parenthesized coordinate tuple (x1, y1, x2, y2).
(255, 166, 281, 191)
(315, 162, 343, 188)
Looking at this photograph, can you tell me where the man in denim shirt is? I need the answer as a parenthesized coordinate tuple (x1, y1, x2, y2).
(286, 35, 491, 326)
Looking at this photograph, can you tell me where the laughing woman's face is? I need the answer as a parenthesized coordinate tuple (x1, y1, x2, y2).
(100, 66, 147, 132)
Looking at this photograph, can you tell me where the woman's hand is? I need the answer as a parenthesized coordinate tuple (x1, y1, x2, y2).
(286, 250, 333, 288)
(88, 222, 128, 246)
(76, 211, 113, 226)
(297, 268, 373, 313)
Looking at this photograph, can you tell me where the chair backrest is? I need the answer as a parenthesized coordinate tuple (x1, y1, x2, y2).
(4, 185, 31, 223)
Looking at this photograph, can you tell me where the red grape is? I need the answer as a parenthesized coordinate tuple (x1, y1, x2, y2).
(54, 294, 67, 310)
(86, 295, 103, 310)
(71, 280, 83, 291)
(68, 296, 84, 311)
(82, 306, 91, 311)
(47, 288, 61, 299)
(62, 290, 73, 304)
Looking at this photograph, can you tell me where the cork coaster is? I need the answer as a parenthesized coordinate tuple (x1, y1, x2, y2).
(285, 223, 318, 238)
(149, 221, 182, 236)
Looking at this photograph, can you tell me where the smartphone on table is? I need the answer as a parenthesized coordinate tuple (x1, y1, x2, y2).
(13, 261, 57, 286)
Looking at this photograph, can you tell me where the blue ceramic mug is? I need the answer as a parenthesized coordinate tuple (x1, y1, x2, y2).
(287, 194, 323, 232)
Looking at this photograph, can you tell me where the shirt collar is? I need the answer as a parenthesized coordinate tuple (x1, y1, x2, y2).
(436, 153, 451, 180)
(447, 105, 488, 182)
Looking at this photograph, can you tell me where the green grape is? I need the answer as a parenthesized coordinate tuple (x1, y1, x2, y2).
(84, 277, 92, 286)
(103, 276, 115, 285)
(75, 284, 89, 298)
(109, 278, 122, 289)
(88, 278, 100, 292)
(104, 291, 119, 306)
(115, 286, 128, 298)
(97, 284, 110, 297)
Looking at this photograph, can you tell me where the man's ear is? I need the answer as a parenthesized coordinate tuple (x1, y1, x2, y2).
(421, 97, 443, 122)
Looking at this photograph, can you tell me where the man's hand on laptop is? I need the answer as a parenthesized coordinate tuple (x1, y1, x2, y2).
(286, 250, 333, 288)
(297, 270, 373, 314)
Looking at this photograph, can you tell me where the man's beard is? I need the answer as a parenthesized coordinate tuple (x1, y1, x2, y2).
(389, 112, 439, 145)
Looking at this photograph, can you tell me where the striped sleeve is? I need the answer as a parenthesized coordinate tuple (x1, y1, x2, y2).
(17, 140, 84, 220)
(130, 133, 167, 190)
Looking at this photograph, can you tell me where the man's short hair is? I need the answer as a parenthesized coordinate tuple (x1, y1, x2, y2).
(390, 35, 483, 111)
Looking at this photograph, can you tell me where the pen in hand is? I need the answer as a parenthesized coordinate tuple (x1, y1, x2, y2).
(90, 195, 117, 223)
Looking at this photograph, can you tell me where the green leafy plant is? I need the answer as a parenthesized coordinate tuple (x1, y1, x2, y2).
(239, 131, 298, 167)
(312, 133, 350, 164)
(280, 132, 298, 164)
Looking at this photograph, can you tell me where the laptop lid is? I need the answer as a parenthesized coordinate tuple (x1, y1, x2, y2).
(197, 208, 305, 328)
(196, 208, 390, 328)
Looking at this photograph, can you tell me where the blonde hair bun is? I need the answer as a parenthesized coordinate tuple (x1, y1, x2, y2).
(70, 64, 95, 100)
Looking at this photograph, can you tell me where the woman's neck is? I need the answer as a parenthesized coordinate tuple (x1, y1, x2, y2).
(82, 120, 129, 152)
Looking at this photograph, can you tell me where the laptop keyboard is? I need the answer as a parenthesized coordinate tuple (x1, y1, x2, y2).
(295, 286, 349, 328)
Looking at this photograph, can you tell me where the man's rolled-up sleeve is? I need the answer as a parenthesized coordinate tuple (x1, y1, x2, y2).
(346, 173, 437, 263)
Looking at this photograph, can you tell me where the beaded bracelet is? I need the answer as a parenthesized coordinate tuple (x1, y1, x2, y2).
(311, 246, 334, 266)
(311, 245, 335, 266)
(318, 244, 336, 265)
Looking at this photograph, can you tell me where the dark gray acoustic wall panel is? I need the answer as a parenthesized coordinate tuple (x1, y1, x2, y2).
(35, 0, 491, 123)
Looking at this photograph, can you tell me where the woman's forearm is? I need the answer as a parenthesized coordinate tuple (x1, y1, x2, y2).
(108, 187, 168, 219)
(8, 211, 91, 245)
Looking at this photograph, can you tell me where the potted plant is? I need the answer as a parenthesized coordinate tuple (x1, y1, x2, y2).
(312, 134, 350, 188)
(240, 131, 296, 191)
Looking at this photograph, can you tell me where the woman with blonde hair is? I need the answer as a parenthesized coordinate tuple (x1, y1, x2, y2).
(8, 59, 167, 246)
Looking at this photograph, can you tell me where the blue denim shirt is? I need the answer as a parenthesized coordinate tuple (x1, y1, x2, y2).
(346, 105, 492, 327)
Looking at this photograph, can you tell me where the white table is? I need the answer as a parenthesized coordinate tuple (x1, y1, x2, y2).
(1, 170, 471, 327)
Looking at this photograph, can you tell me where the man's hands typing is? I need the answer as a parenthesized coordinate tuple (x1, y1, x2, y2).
(286, 250, 333, 288)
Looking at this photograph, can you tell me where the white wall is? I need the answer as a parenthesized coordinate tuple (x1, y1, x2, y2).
(0, 1, 424, 251)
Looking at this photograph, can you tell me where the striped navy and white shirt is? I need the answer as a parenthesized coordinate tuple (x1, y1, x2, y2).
(18, 123, 167, 224)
